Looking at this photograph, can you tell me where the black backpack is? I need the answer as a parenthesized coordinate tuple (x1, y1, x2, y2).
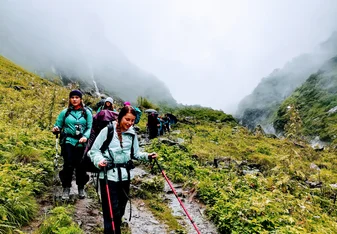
(81, 123, 115, 173)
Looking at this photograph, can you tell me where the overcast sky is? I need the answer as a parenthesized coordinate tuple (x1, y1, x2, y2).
(2, 0, 337, 113)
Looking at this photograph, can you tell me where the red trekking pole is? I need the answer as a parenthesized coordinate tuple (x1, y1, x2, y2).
(153, 158, 201, 234)
(103, 166, 115, 234)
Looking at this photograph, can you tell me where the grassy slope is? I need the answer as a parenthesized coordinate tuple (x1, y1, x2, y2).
(274, 56, 337, 142)
(146, 114, 337, 233)
(2, 54, 337, 233)
(0, 56, 87, 233)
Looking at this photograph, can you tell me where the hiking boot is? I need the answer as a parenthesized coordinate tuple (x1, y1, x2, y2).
(62, 187, 70, 200)
(78, 188, 85, 199)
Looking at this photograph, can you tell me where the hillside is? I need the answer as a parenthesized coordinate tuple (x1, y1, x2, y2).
(0, 56, 84, 232)
(274, 56, 337, 142)
(236, 32, 337, 131)
(1, 56, 337, 233)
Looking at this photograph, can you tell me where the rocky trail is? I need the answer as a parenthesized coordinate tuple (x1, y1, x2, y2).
(22, 167, 218, 234)
(73, 166, 217, 233)
(22, 134, 218, 234)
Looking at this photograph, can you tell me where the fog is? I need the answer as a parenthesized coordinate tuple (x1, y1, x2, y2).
(1, 0, 337, 113)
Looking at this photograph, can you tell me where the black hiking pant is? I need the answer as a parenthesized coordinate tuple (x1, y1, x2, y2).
(60, 143, 88, 188)
(100, 179, 130, 234)
(149, 126, 158, 139)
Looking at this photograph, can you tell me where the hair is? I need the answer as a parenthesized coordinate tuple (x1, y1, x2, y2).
(116, 106, 137, 148)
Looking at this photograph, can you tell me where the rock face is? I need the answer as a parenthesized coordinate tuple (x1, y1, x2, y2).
(236, 32, 337, 131)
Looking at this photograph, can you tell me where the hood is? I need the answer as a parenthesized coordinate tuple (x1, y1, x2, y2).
(105, 97, 114, 104)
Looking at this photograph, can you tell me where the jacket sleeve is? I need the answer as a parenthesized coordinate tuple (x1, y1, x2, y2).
(132, 134, 149, 161)
(54, 109, 67, 129)
(83, 109, 93, 139)
(88, 126, 108, 168)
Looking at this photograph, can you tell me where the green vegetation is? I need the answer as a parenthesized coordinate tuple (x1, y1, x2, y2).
(175, 106, 236, 123)
(38, 206, 83, 234)
(145, 118, 337, 233)
(274, 57, 337, 142)
(0, 56, 97, 233)
(2, 54, 337, 233)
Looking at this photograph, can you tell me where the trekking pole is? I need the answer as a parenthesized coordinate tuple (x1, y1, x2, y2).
(54, 133, 59, 169)
(153, 158, 201, 234)
(103, 166, 116, 234)
(52, 132, 60, 202)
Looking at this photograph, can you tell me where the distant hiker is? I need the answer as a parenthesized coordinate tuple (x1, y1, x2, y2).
(158, 116, 164, 136)
(52, 90, 93, 200)
(88, 106, 157, 234)
(123, 101, 142, 124)
(147, 112, 159, 139)
(163, 114, 171, 133)
(97, 97, 115, 113)
(94, 97, 106, 112)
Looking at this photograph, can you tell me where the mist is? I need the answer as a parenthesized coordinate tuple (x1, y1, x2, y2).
(1, 0, 337, 113)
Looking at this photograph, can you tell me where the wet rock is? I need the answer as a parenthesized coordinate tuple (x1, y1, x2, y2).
(177, 138, 184, 144)
(13, 85, 26, 91)
(150, 220, 159, 225)
(214, 157, 232, 168)
(305, 181, 323, 188)
(191, 154, 198, 160)
(159, 138, 188, 151)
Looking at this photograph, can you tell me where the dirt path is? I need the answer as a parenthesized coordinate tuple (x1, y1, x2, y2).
(164, 183, 218, 234)
(127, 167, 218, 234)
(22, 168, 218, 234)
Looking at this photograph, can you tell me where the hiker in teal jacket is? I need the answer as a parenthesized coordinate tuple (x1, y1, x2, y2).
(89, 105, 157, 234)
(52, 90, 93, 200)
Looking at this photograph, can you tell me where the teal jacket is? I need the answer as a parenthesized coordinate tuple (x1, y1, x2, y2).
(88, 121, 149, 181)
(54, 107, 93, 147)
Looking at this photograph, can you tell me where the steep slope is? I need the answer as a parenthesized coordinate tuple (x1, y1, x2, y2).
(274, 56, 337, 142)
(0, 56, 81, 232)
(236, 32, 337, 131)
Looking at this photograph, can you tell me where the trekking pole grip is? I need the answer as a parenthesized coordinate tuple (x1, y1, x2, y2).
(154, 158, 163, 172)
(103, 166, 108, 184)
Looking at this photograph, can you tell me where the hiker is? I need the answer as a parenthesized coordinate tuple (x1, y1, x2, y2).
(163, 114, 171, 133)
(97, 97, 115, 113)
(123, 101, 142, 124)
(88, 106, 157, 234)
(158, 116, 164, 136)
(147, 112, 159, 139)
(52, 90, 93, 200)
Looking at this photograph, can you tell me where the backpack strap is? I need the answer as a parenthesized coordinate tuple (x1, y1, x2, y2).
(100, 123, 114, 153)
(130, 134, 135, 159)
(62, 107, 88, 127)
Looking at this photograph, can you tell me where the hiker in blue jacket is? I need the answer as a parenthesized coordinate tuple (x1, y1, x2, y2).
(52, 90, 93, 200)
(89, 105, 157, 234)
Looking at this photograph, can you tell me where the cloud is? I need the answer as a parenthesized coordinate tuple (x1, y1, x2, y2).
(1, 0, 337, 113)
